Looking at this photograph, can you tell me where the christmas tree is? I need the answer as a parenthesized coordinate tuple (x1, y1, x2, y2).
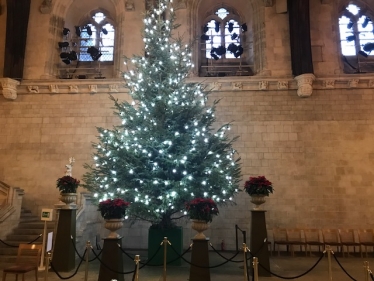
(83, 0, 241, 228)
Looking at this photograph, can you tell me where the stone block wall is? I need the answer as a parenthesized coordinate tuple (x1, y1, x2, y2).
(1, 81, 374, 250)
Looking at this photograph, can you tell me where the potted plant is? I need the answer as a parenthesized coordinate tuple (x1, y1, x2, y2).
(56, 175, 80, 207)
(243, 176, 273, 209)
(185, 198, 219, 239)
(98, 198, 130, 238)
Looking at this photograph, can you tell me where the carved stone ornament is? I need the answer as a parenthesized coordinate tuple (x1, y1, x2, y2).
(69, 85, 78, 93)
(211, 82, 222, 91)
(49, 84, 59, 93)
(39, 0, 52, 14)
(232, 82, 243, 90)
(294, 73, 315, 98)
(259, 81, 269, 90)
(369, 80, 374, 88)
(109, 84, 119, 92)
(264, 0, 273, 7)
(0, 78, 20, 100)
(89, 85, 98, 93)
(348, 79, 359, 88)
(125, 0, 135, 11)
(277, 81, 288, 90)
(324, 79, 335, 89)
(27, 86, 39, 93)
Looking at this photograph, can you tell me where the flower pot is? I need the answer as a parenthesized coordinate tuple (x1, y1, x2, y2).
(191, 219, 209, 239)
(59, 192, 77, 209)
(104, 218, 124, 239)
(250, 195, 266, 210)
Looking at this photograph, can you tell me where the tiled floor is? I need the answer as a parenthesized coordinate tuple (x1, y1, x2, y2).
(2, 250, 373, 281)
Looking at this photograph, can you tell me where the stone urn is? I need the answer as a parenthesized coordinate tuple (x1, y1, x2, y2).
(191, 219, 209, 239)
(104, 218, 124, 239)
(250, 195, 266, 210)
(59, 193, 77, 209)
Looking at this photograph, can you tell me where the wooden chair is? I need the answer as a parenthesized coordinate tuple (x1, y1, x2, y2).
(286, 229, 306, 256)
(303, 229, 324, 256)
(273, 228, 289, 256)
(358, 229, 374, 258)
(2, 243, 42, 281)
(339, 229, 360, 257)
(322, 229, 341, 253)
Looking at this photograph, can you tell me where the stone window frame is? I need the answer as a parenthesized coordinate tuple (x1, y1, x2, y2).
(197, 5, 253, 77)
(77, 9, 116, 64)
(338, 2, 374, 73)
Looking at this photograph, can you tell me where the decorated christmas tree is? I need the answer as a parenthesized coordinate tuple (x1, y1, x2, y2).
(83, 0, 241, 228)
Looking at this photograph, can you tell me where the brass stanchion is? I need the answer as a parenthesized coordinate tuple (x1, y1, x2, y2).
(326, 245, 333, 281)
(163, 237, 169, 281)
(242, 242, 248, 281)
(252, 257, 259, 281)
(85, 241, 91, 281)
(364, 261, 369, 281)
(134, 255, 140, 281)
(44, 252, 51, 281)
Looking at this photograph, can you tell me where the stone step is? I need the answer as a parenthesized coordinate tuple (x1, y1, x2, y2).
(17, 222, 54, 229)
(5, 234, 44, 242)
(12, 228, 54, 235)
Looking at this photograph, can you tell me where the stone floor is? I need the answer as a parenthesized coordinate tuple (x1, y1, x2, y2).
(1, 250, 374, 281)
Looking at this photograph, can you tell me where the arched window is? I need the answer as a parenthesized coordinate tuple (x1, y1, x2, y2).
(339, 3, 374, 72)
(199, 7, 252, 77)
(79, 12, 115, 62)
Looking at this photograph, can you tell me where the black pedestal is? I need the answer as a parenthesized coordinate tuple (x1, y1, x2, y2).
(98, 237, 124, 281)
(189, 238, 210, 281)
(52, 209, 76, 272)
(250, 210, 271, 277)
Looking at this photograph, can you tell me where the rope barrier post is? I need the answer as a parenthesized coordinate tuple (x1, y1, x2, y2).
(243, 242, 248, 281)
(163, 237, 168, 281)
(364, 261, 369, 281)
(326, 245, 333, 281)
(84, 241, 91, 281)
(252, 257, 259, 281)
(134, 254, 140, 281)
(44, 252, 51, 281)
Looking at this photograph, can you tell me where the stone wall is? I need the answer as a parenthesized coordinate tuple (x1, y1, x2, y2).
(1, 0, 374, 250)
(1, 78, 374, 250)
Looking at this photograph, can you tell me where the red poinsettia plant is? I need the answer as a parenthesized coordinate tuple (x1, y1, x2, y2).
(56, 176, 80, 193)
(98, 198, 130, 219)
(185, 198, 219, 223)
(244, 176, 273, 196)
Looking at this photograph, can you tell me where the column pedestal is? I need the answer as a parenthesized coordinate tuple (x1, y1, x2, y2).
(250, 210, 271, 277)
(98, 237, 124, 281)
(189, 238, 210, 281)
(51, 209, 76, 272)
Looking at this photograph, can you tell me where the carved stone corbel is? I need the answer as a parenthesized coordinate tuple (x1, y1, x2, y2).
(89, 85, 98, 93)
(27, 86, 39, 93)
(294, 73, 315, 98)
(324, 79, 335, 89)
(0, 78, 20, 100)
(232, 82, 243, 90)
(39, 0, 52, 14)
(49, 84, 59, 93)
(348, 79, 359, 88)
(277, 81, 288, 90)
(259, 81, 269, 90)
(109, 84, 119, 92)
(69, 85, 78, 93)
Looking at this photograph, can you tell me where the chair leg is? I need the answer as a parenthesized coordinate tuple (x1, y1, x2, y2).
(2, 271, 6, 281)
(35, 268, 38, 281)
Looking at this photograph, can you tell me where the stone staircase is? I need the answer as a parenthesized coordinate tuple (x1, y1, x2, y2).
(0, 208, 54, 268)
